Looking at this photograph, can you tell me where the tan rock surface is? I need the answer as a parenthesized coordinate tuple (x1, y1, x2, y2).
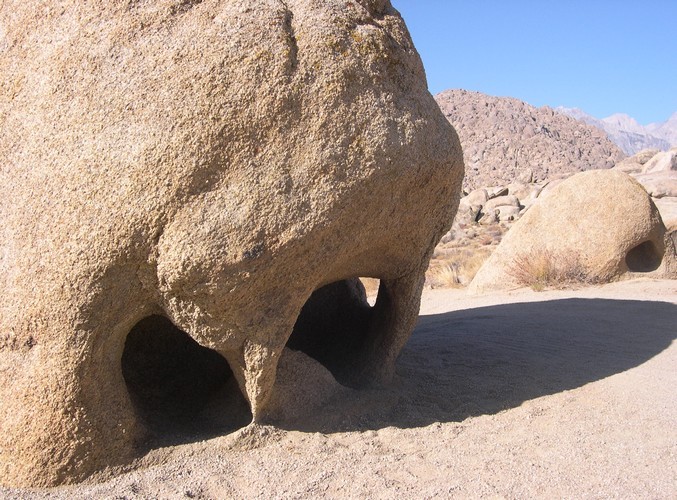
(632, 172, 677, 198)
(642, 147, 677, 173)
(468, 170, 676, 294)
(483, 194, 520, 213)
(631, 148, 663, 165)
(464, 188, 489, 207)
(653, 197, 677, 233)
(614, 148, 661, 173)
(0, 0, 462, 487)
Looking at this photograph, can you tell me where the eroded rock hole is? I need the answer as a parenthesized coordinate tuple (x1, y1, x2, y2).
(625, 240, 662, 273)
(360, 277, 381, 305)
(121, 315, 251, 442)
(287, 278, 376, 386)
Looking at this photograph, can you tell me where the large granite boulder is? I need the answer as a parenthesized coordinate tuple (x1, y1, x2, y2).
(0, 0, 463, 487)
(468, 170, 676, 293)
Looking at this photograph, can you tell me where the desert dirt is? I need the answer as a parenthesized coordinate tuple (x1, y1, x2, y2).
(3, 278, 676, 499)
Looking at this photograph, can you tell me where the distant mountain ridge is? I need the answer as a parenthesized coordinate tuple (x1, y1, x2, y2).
(647, 112, 677, 146)
(555, 107, 676, 155)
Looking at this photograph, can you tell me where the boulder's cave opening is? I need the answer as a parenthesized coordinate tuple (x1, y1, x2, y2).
(121, 315, 251, 444)
(287, 278, 376, 387)
(625, 240, 662, 273)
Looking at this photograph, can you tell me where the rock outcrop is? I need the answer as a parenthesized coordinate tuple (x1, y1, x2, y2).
(438, 146, 677, 291)
(614, 148, 662, 173)
(468, 170, 676, 294)
(641, 148, 677, 174)
(0, 0, 463, 487)
(436, 90, 625, 190)
(614, 148, 677, 230)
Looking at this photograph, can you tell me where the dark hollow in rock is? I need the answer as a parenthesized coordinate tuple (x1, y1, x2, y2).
(287, 279, 374, 387)
(121, 315, 251, 443)
(626, 240, 663, 273)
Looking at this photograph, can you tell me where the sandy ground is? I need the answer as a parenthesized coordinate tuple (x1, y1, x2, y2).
(3, 278, 676, 499)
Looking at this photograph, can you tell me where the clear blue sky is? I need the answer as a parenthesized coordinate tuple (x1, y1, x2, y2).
(391, 1, 677, 125)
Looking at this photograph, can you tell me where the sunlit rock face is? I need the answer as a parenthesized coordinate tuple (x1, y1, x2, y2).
(0, 0, 463, 487)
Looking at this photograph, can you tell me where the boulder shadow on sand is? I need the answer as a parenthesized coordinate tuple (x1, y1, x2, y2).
(279, 297, 676, 433)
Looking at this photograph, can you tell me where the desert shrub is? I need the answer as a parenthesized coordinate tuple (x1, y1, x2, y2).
(456, 248, 493, 283)
(427, 263, 462, 288)
(426, 247, 493, 288)
(507, 248, 601, 291)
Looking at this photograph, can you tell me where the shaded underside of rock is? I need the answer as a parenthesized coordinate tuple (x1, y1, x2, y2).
(0, 0, 463, 487)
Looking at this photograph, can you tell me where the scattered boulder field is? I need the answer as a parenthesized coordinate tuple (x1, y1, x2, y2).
(428, 89, 676, 291)
(452, 147, 677, 230)
(429, 148, 677, 290)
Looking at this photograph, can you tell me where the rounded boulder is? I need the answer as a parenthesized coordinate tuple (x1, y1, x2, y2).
(469, 170, 676, 293)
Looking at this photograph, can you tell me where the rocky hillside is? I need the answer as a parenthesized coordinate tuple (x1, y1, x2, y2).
(436, 90, 625, 190)
(556, 107, 673, 155)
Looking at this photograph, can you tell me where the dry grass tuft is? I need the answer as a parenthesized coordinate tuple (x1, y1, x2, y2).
(507, 248, 601, 291)
(426, 247, 493, 289)
(428, 263, 462, 288)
